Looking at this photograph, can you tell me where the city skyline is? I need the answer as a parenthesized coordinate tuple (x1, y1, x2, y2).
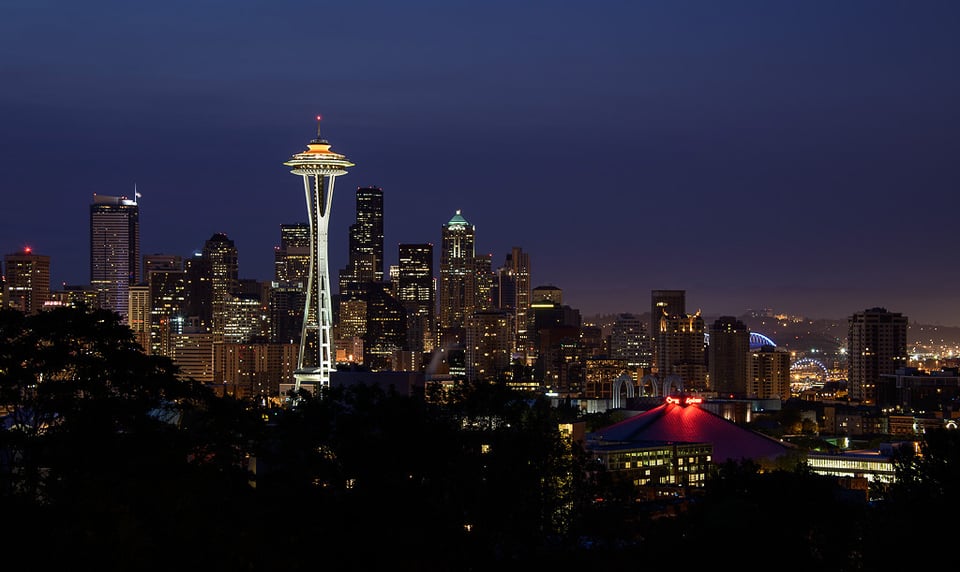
(3, 1, 958, 325)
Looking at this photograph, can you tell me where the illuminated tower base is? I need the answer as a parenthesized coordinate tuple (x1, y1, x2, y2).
(283, 117, 353, 396)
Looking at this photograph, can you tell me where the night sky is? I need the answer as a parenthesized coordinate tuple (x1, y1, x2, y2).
(2, 1, 958, 325)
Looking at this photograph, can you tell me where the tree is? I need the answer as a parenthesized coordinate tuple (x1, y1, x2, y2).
(0, 306, 259, 571)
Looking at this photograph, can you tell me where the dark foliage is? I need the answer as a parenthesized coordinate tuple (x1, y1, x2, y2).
(3, 306, 960, 571)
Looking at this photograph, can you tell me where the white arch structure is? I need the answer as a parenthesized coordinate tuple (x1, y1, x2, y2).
(611, 373, 635, 409)
(791, 357, 829, 382)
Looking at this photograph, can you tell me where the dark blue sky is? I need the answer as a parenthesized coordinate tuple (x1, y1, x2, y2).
(2, 1, 959, 324)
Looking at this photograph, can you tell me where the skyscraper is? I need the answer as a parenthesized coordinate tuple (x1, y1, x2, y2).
(339, 186, 384, 299)
(128, 283, 151, 351)
(466, 310, 514, 382)
(274, 223, 310, 285)
(90, 193, 140, 321)
(270, 223, 310, 345)
(749, 345, 791, 400)
(611, 313, 651, 374)
(203, 233, 240, 343)
(397, 243, 435, 354)
(651, 289, 686, 370)
(472, 252, 494, 313)
(657, 310, 707, 391)
(847, 307, 908, 404)
(284, 117, 353, 393)
(708, 316, 750, 397)
(360, 281, 406, 371)
(497, 247, 532, 359)
(148, 266, 188, 358)
(4, 247, 50, 314)
(438, 210, 475, 344)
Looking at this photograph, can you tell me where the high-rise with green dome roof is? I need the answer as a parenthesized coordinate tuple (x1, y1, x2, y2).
(439, 210, 476, 344)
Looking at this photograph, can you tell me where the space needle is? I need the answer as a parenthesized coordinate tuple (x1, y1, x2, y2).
(284, 115, 354, 395)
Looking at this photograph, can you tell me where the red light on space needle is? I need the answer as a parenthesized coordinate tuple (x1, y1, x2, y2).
(23, 246, 32, 254)
(316, 114, 322, 121)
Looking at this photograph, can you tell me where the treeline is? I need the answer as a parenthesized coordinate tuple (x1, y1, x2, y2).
(1, 306, 957, 571)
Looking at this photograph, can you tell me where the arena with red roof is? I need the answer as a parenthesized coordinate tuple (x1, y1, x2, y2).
(587, 397, 795, 466)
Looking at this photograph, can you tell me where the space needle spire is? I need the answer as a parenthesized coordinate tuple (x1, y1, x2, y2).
(284, 115, 354, 395)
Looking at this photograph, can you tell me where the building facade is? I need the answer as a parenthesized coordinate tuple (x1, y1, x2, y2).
(397, 243, 435, 355)
(650, 289, 686, 369)
(90, 193, 140, 320)
(708, 316, 750, 396)
(611, 313, 651, 377)
(496, 247, 532, 359)
(202, 233, 240, 344)
(438, 210, 476, 344)
(339, 186, 384, 299)
(3, 247, 50, 315)
(748, 345, 791, 400)
(847, 307, 908, 404)
(465, 310, 514, 382)
(657, 311, 707, 391)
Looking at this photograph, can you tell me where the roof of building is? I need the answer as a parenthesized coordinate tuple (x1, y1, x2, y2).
(587, 400, 795, 464)
(446, 210, 469, 226)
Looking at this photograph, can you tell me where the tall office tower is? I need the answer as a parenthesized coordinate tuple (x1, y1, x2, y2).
(496, 247, 532, 359)
(90, 193, 140, 320)
(610, 313, 651, 376)
(397, 243, 435, 354)
(749, 345, 791, 400)
(128, 284, 151, 351)
(202, 233, 240, 343)
(338, 186, 384, 299)
(530, 299, 582, 390)
(847, 307, 908, 405)
(4, 247, 50, 314)
(223, 294, 266, 343)
(465, 310, 514, 382)
(136, 253, 185, 351)
(149, 268, 188, 357)
(438, 210, 476, 344)
(269, 283, 303, 344)
(274, 223, 311, 284)
(361, 281, 406, 371)
(657, 311, 707, 391)
(651, 289, 686, 370)
(335, 299, 367, 364)
(270, 223, 310, 344)
(284, 117, 354, 392)
(183, 253, 213, 331)
(708, 316, 750, 397)
(529, 297, 581, 358)
(472, 253, 494, 313)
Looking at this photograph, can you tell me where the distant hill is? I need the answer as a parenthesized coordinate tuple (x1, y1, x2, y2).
(583, 312, 960, 353)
